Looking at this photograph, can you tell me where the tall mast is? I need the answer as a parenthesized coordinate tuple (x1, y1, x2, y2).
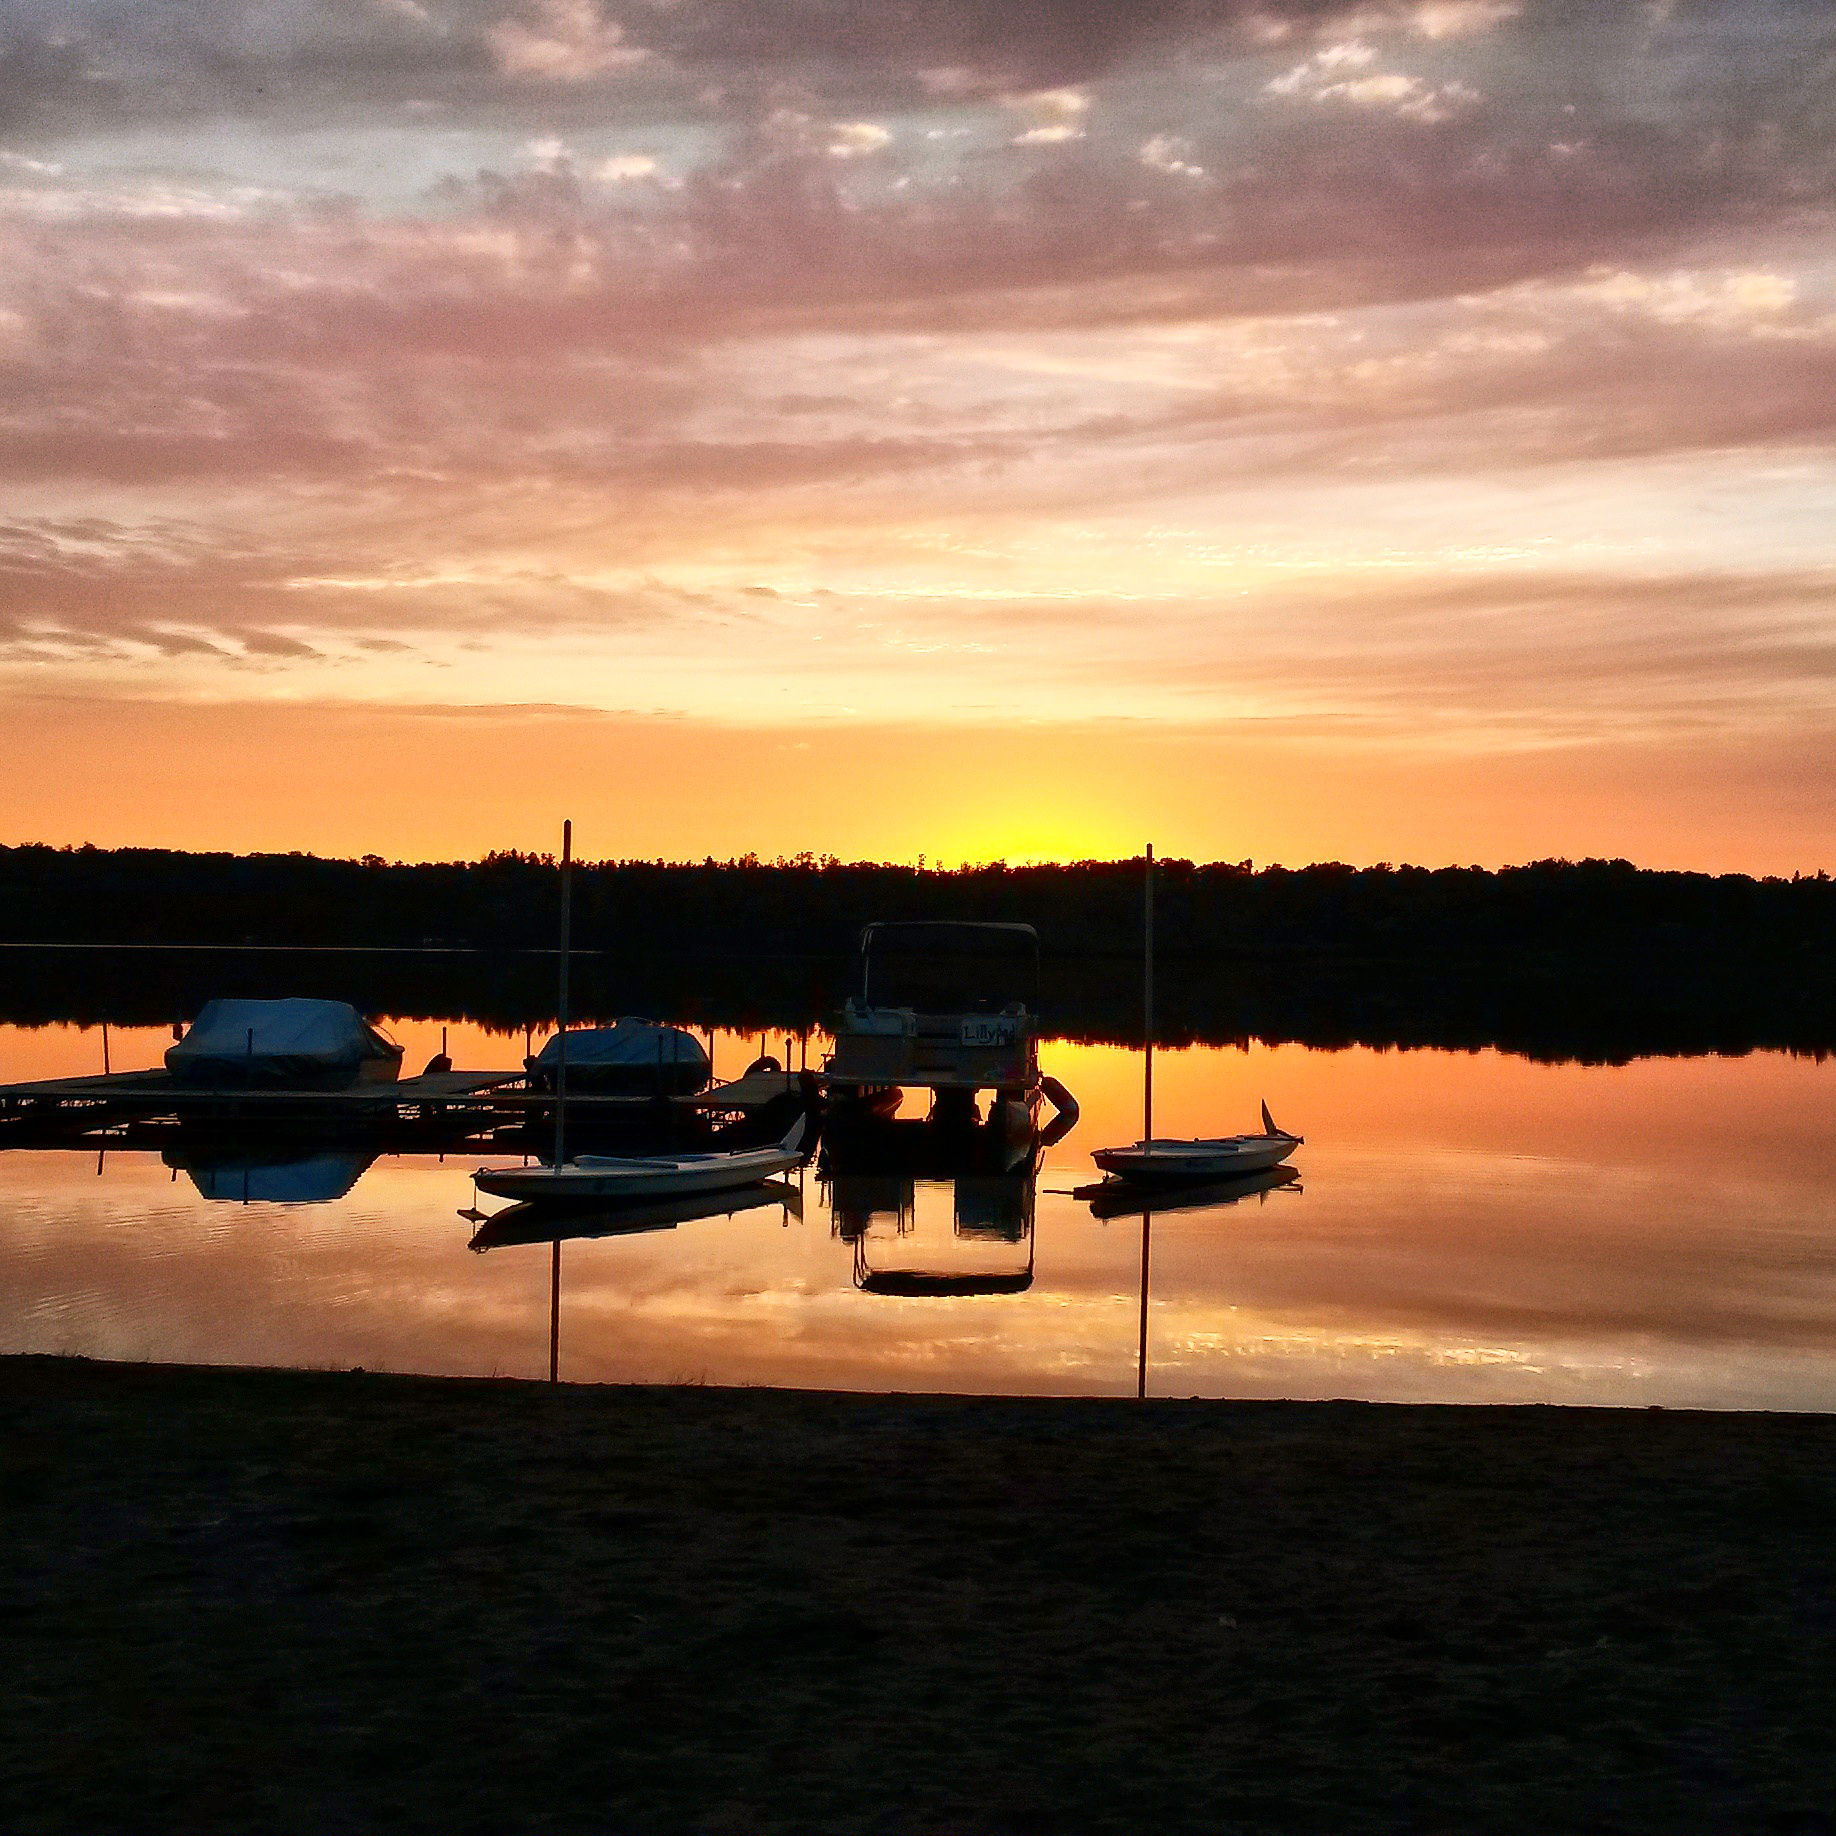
(554, 818, 573, 1168)
(1138, 842, 1156, 1398)
(1143, 842, 1155, 1149)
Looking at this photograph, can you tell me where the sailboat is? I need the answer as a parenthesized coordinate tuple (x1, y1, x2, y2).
(1091, 1103, 1302, 1183)
(472, 821, 813, 1207)
(474, 1116, 810, 1203)
(1087, 844, 1303, 1187)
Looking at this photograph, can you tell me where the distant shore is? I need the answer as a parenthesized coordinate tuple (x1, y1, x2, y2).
(3, 939, 1831, 1064)
(7, 1355, 1835, 1835)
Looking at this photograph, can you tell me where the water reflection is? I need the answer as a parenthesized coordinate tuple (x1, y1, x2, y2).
(467, 1180, 801, 1251)
(1074, 1167, 1304, 1400)
(5, 1026, 1836, 1408)
(165, 1147, 376, 1205)
(1078, 1164, 1300, 1222)
(840, 1167, 1036, 1297)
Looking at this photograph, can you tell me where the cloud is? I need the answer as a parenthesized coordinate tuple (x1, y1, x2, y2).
(1266, 42, 1484, 121)
(1139, 133, 1204, 177)
(0, 0, 1578, 133)
(826, 120, 892, 158)
(1005, 85, 1091, 145)
(0, 0, 1832, 774)
(485, 0, 651, 83)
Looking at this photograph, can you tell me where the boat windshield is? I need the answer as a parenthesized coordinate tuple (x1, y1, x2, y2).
(859, 922, 1040, 1014)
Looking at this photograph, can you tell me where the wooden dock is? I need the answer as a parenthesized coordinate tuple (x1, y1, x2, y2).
(0, 1068, 522, 1108)
(0, 1066, 805, 1150)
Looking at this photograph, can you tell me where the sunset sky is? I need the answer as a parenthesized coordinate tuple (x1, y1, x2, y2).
(2, 0, 1833, 868)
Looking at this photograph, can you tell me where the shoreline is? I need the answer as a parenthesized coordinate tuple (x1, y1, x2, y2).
(12, 1349, 1836, 1417)
(9, 1354, 1836, 1833)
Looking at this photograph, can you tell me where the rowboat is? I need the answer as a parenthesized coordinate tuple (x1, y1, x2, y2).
(1090, 1104, 1302, 1184)
(474, 1115, 809, 1203)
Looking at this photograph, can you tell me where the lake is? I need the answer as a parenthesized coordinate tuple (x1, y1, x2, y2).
(3, 1020, 1833, 1408)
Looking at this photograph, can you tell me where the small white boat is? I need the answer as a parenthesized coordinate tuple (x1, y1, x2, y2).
(1091, 1104, 1302, 1184)
(474, 1116, 809, 1203)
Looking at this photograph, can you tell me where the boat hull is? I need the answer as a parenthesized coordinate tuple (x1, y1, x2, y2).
(474, 1145, 803, 1202)
(1091, 1134, 1300, 1182)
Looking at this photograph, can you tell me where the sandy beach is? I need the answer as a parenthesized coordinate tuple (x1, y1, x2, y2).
(6, 1355, 1835, 1835)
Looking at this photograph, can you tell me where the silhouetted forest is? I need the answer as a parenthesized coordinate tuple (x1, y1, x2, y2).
(2, 844, 1831, 960)
(0, 846, 1832, 1062)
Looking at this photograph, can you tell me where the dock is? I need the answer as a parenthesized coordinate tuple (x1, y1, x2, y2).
(0, 1066, 805, 1151)
(0, 1068, 523, 1110)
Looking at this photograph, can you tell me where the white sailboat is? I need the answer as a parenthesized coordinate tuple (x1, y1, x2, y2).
(1088, 844, 1303, 1187)
(471, 820, 812, 1208)
(475, 1116, 809, 1202)
(1092, 1103, 1302, 1183)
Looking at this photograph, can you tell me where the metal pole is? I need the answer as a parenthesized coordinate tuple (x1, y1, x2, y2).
(554, 820, 573, 1168)
(101, 1022, 110, 1076)
(1144, 843, 1155, 1150)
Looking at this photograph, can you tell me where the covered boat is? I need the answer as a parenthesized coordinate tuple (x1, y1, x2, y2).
(165, 999, 403, 1088)
(525, 1019, 710, 1097)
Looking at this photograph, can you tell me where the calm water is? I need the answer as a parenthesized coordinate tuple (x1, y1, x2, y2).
(3, 1021, 1834, 1409)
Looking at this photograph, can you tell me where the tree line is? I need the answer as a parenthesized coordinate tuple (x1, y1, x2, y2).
(1, 846, 1832, 1059)
(0, 844, 1830, 961)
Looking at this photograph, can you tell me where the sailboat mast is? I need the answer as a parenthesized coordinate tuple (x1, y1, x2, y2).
(1139, 841, 1156, 1396)
(554, 818, 573, 1168)
(1143, 842, 1155, 1149)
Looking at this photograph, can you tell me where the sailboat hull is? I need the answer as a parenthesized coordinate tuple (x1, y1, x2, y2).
(474, 1143, 803, 1202)
(1092, 1134, 1300, 1182)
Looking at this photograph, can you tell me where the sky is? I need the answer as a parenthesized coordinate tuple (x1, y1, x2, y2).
(1, 0, 1834, 869)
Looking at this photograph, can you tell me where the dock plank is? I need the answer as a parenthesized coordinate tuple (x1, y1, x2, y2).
(0, 1068, 525, 1104)
(0, 1067, 795, 1114)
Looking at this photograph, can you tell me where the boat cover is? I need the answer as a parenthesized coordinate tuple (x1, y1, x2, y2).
(166, 998, 402, 1087)
(526, 1019, 710, 1094)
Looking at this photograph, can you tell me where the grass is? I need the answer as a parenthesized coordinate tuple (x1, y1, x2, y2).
(5, 1355, 1836, 1835)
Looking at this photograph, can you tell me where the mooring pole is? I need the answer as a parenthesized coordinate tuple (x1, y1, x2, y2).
(554, 819, 573, 1169)
(101, 1022, 110, 1076)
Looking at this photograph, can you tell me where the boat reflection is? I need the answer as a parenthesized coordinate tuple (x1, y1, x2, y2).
(1077, 1163, 1300, 1221)
(161, 1146, 377, 1204)
(467, 1178, 801, 1251)
(829, 1137, 1038, 1296)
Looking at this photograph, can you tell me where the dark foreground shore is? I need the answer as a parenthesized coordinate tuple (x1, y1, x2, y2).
(7, 1358, 1835, 1836)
